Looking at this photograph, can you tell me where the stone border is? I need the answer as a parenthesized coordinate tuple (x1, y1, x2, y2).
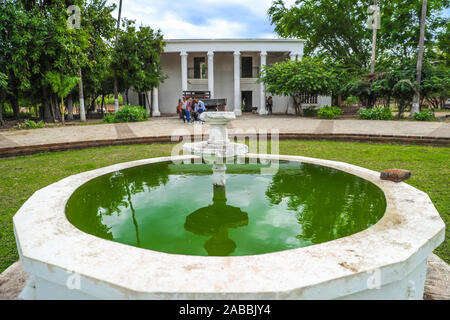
(1, 133, 449, 158)
(13, 155, 445, 299)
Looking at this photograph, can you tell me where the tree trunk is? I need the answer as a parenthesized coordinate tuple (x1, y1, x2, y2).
(113, 0, 123, 113)
(146, 91, 151, 117)
(92, 95, 99, 112)
(10, 87, 20, 120)
(50, 93, 57, 122)
(125, 89, 129, 105)
(41, 86, 53, 122)
(60, 96, 65, 125)
(0, 103, 4, 125)
(67, 93, 73, 121)
(410, 0, 428, 118)
(292, 95, 304, 116)
(78, 66, 86, 122)
(370, 0, 378, 74)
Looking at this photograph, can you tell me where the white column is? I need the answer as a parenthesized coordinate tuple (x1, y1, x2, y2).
(207, 51, 214, 98)
(288, 52, 300, 115)
(233, 51, 241, 116)
(180, 51, 188, 92)
(152, 87, 160, 117)
(259, 51, 267, 115)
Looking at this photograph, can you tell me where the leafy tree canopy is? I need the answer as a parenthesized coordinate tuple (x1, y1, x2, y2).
(259, 57, 338, 115)
(268, 0, 449, 70)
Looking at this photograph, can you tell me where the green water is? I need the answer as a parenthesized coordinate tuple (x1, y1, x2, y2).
(66, 160, 386, 256)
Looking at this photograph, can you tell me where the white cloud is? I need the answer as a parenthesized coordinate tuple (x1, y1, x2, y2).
(107, 0, 298, 38)
(153, 13, 246, 39)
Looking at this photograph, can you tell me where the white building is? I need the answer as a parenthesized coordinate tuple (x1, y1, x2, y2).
(128, 39, 331, 116)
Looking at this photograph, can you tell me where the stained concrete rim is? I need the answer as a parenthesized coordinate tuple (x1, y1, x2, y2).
(13, 154, 445, 296)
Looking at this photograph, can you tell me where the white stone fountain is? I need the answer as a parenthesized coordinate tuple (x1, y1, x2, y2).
(182, 112, 248, 186)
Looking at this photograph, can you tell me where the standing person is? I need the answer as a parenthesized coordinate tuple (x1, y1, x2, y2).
(266, 96, 273, 115)
(176, 99, 183, 119)
(185, 98, 192, 123)
(181, 97, 187, 123)
(192, 99, 199, 122)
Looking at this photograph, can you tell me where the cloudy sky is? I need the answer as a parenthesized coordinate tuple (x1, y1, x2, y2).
(106, 1, 450, 39)
(106, 0, 297, 39)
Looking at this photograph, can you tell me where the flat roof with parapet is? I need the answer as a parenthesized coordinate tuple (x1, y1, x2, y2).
(163, 38, 305, 54)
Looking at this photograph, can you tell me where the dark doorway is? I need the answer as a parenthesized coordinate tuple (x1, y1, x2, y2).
(241, 91, 253, 112)
(138, 93, 147, 109)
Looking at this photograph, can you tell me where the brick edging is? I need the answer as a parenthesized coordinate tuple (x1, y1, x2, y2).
(0, 133, 448, 158)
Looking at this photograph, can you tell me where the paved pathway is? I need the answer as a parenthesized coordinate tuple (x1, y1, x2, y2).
(0, 115, 448, 151)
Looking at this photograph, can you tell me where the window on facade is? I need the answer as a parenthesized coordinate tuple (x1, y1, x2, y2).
(193, 57, 206, 79)
(241, 56, 253, 78)
(300, 94, 318, 104)
(199, 62, 206, 79)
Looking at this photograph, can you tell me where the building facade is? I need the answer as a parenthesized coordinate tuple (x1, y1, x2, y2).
(128, 39, 331, 116)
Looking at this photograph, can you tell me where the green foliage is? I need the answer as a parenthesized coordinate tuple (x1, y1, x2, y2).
(102, 113, 115, 123)
(80, 0, 117, 102)
(358, 106, 394, 120)
(0, 0, 142, 122)
(102, 94, 123, 105)
(259, 57, 337, 115)
(112, 19, 166, 96)
(318, 106, 343, 119)
(303, 106, 318, 117)
(14, 119, 44, 130)
(103, 105, 147, 123)
(268, 0, 448, 70)
(343, 96, 359, 105)
(45, 72, 79, 100)
(413, 111, 435, 121)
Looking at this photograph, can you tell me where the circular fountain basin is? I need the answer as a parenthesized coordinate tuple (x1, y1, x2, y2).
(65, 160, 386, 257)
(13, 155, 445, 300)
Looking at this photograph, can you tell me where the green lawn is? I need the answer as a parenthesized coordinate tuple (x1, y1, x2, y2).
(0, 140, 448, 273)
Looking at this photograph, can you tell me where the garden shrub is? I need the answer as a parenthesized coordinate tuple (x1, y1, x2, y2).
(14, 119, 44, 130)
(413, 111, 435, 121)
(317, 105, 342, 119)
(103, 114, 115, 123)
(303, 106, 318, 117)
(103, 105, 147, 123)
(358, 106, 394, 120)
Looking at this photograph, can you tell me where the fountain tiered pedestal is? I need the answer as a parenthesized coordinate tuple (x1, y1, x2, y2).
(182, 112, 248, 186)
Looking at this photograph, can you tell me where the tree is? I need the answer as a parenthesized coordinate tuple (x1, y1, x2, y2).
(112, 19, 166, 116)
(421, 64, 450, 110)
(113, 0, 123, 113)
(78, 0, 116, 115)
(45, 72, 79, 125)
(268, 0, 448, 72)
(0, 0, 116, 123)
(0, 72, 7, 125)
(0, 0, 33, 119)
(410, 0, 429, 117)
(258, 57, 336, 115)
